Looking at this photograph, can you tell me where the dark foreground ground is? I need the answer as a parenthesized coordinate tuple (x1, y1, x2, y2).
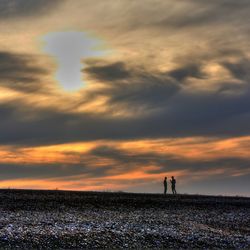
(0, 190, 249, 249)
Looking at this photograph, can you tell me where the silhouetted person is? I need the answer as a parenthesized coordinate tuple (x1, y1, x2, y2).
(163, 177, 167, 195)
(170, 176, 177, 194)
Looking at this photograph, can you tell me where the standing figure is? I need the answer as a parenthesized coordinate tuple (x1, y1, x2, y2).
(170, 176, 177, 194)
(163, 177, 167, 195)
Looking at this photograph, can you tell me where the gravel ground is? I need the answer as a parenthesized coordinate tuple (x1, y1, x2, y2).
(0, 190, 249, 249)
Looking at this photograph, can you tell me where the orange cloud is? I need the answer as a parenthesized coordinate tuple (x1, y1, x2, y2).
(1, 136, 249, 165)
(1, 136, 249, 192)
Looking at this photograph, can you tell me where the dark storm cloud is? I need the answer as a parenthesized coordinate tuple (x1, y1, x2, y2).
(83, 59, 250, 135)
(1, 57, 250, 146)
(168, 63, 205, 81)
(0, 161, 111, 181)
(90, 145, 250, 174)
(85, 61, 131, 81)
(156, 89, 250, 137)
(90, 145, 156, 167)
(0, 101, 139, 146)
(0, 0, 61, 18)
(106, 75, 179, 108)
(0, 51, 48, 93)
(84, 61, 181, 108)
(222, 59, 250, 81)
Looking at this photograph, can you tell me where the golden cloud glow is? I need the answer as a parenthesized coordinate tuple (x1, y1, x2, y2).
(1, 136, 249, 192)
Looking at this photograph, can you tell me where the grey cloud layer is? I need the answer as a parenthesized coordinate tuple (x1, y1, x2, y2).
(0, 80, 249, 147)
(0, 0, 250, 147)
(156, 0, 250, 29)
(84, 0, 250, 37)
(0, 161, 111, 181)
(0, 0, 61, 18)
(1, 51, 250, 146)
(90, 145, 250, 174)
(84, 61, 180, 109)
(0, 52, 48, 93)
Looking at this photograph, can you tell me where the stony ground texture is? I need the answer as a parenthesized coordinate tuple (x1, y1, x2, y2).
(0, 190, 249, 249)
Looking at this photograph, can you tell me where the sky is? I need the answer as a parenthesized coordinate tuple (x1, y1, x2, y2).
(0, 0, 250, 196)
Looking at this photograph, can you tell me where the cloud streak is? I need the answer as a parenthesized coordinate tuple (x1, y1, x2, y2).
(0, 0, 62, 18)
(0, 51, 49, 93)
(0, 137, 249, 194)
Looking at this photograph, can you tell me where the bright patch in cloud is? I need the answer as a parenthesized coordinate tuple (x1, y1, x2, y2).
(43, 31, 106, 91)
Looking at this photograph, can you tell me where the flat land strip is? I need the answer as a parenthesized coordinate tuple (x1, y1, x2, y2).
(0, 190, 249, 248)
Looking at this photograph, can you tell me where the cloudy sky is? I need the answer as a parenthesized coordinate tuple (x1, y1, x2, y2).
(0, 0, 250, 196)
